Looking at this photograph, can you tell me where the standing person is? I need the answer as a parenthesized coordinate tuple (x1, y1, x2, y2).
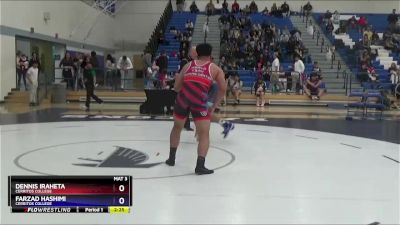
(90, 51, 99, 86)
(117, 55, 133, 90)
(59, 52, 75, 90)
(73, 53, 85, 91)
(228, 74, 242, 105)
(18, 54, 29, 91)
(205, 0, 215, 16)
(143, 51, 153, 88)
(176, 0, 185, 12)
(303, 1, 312, 17)
(166, 43, 227, 175)
(271, 52, 282, 93)
(231, 0, 239, 13)
(292, 55, 305, 93)
(82, 56, 103, 111)
(184, 46, 234, 136)
(190, 1, 199, 13)
(26, 61, 39, 106)
(203, 19, 210, 43)
(254, 78, 266, 106)
(29, 52, 41, 70)
(155, 51, 168, 88)
(16, 51, 22, 86)
(281, 1, 290, 17)
(105, 54, 116, 90)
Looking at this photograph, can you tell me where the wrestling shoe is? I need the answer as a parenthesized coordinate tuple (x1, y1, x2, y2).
(195, 166, 214, 175)
(165, 158, 175, 166)
(222, 121, 235, 138)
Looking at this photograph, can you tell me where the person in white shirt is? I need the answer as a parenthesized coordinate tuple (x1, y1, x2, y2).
(292, 55, 305, 93)
(203, 21, 209, 42)
(271, 52, 282, 93)
(117, 55, 133, 90)
(307, 24, 314, 36)
(26, 62, 39, 106)
(333, 10, 340, 25)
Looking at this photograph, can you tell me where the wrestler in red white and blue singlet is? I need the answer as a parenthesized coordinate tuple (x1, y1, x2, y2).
(174, 60, 214, 121)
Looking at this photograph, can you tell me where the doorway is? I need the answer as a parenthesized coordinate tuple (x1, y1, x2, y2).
(15, 36, 65, 102)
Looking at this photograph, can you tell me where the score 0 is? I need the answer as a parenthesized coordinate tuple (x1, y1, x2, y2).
(112, 176, 130, 206)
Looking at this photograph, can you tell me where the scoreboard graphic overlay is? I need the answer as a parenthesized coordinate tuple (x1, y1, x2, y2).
(8, 176, 132, 213)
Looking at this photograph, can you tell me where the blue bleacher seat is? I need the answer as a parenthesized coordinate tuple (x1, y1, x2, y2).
(156, 12, 197, 74)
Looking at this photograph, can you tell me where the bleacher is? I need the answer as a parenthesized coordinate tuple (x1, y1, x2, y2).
(314, 13, 399, 91)
(249, 14, 294, 30)
(156, 12, 197, 74)
(227, 13, 314, 89)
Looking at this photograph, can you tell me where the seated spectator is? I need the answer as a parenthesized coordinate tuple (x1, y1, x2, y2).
(347, 16, 357, 29)
(358, 16, 368, 30)
(179, 49, 187, 60)
(389, 63, 400, 87)
(333, 10, 340, 25)
(205, 0, 215, 15)
(228, 74, 243, 105)
(185, 20, 194, 32)
(281, 1, 290, 17)
(219, 56, 227, 68)
(244, 54, 256, 69)
(158, 30, 167, 44)
(303, 1, 312, 17)
(249, 1, 258, 13)
(360, 50, 371, 66)
(222, 0, 229, 14)
(190, 1, 199, 13)
(304, 72, 324, 100)
(326, 20, 334, 34)
(385, 36, 399, 56)
(169, 26, 177, 34)
(313, 61, 322, 74)
(389, 65, 400, 106)
(359, 62, 369, 82)
(243, 5, 251, 15)
(387, 9, 398, 25)
(254, 78, 267, 106)
(261, 6, 269, 16)
(362, 34, 371, 49)
(371, 31, 380, 45)
(280, 26, 290, 42)
(367, 66, 379, 87)
(232, 0, 240, 13)
(323, 10, 333, 25)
